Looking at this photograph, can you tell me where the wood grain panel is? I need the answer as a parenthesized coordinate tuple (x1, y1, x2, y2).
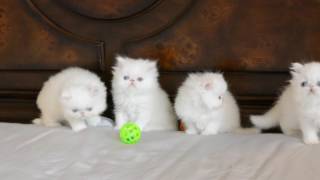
(0, 0, 104, 70)
(160, 72, 289, 96)
(124, 0, 320, 72)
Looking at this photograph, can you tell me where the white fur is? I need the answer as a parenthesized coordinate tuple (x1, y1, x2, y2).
(174, 72, 246, 135)
(251, 62, 320, 144)
(33, 67, 107, 132)
(112, 56, 177, 131)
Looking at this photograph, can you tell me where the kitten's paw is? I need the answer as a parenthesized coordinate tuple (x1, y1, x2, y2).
(303, 137, 319, 145)
(43, 121, 61, 127)
(69, 121, 87, 132)
(32, 118, 41, 125)
(86, 116, 101, 127)
(196, 121, 206, 131)
(201, 130, 218, 136)
(114, 125, 122, 130)
(99, 117, 114, 127)
(185, 129, 198, 135)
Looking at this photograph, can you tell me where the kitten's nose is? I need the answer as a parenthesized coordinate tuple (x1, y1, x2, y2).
(309, 85, 316, 93)
(205, 83, 212, 90)
(130, 79, 135, 83)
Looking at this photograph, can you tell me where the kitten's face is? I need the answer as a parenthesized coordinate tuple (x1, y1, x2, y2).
(291, 62, 320, 100)
(112, 56, 159, 91)
(186, 72, 227, 108)
(60, 85, 103, 120)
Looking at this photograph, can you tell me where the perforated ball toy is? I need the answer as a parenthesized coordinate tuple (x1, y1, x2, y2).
(119, 122, 141, 144)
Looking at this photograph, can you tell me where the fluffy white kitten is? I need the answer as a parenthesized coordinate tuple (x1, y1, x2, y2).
(33, 67, 107, 132)
(251, 62, 320, 144)
(175, 72, 256, 135)
(112, 56, 177, 131)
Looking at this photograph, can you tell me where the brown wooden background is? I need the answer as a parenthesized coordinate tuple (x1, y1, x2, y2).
(1, 0, 320, 126)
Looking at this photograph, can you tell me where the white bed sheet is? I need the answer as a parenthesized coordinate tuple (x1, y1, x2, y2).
(0, 123, 319, 180)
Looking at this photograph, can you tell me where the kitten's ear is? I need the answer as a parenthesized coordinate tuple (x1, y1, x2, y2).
(60, 91, 72, 101)
(215, 72, 224, 78)
(115, 55, 127, 67)
(146, 60, 158, 75)
(187, 73, 199, 81)
(113, 55, 127, 73)
(149, 61, 157, 69)
(290, 62, 304, 76)
(147, 60, 157, 70)
(188, 73, 197, 79)
(87, 85, 100, 96)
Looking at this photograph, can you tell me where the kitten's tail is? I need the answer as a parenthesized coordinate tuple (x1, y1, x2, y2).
(250, 106, 280, 129)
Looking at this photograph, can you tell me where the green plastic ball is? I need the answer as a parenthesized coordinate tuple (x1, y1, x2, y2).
(119, 122, 141, 144)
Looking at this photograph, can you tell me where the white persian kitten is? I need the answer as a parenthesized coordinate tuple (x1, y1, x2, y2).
(175, 72, 256, 135)
(112, 56, 177, 131)
(251, 62, 320, 144)
(33, 67, 107, 132)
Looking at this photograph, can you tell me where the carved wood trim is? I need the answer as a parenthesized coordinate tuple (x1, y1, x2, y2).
(121, 0, 196, 50)
(55, 0, 163, 21)
(26, 0, 105, 71)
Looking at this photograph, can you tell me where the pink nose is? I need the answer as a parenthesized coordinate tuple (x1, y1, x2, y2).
(130, 79, 135, 83)
(310, 87, 315, 93)
(205, 83, 212, 90)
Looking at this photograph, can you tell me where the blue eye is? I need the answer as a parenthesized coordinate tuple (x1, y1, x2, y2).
(301, 81, 307, 87)
(123, 76, 129, 80)
(72, 109, 79, 113)
(137, 77, 143, 82)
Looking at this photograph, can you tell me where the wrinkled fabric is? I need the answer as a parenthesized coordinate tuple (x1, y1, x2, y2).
(0, 123, 318, 180)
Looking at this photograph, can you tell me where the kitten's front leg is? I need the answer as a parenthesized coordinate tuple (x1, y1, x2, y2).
(115, 111, 128, 130)
(42, 119, 61, 127)
(41, 114, 62, 127)
(196, 120, 207, 131)
(201, 121, 220, 135)
(301, 121, 319, 145)
(67, 118, 87, 132)
(135, 111, 151, 131)
(184, 121, 199, 135)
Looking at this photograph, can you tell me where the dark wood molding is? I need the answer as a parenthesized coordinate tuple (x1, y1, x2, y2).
(27, 0, 105, 71)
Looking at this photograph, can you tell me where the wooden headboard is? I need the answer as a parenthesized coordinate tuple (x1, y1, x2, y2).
(1, 0, 320, 125)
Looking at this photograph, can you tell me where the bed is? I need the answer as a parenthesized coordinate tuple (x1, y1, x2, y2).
(0, 122, 318, 180)
(1, 1, 320, 179)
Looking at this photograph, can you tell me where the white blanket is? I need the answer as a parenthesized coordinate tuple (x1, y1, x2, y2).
(0, 123, 319, 180)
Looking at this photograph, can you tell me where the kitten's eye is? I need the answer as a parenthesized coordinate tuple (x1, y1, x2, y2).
(72, 109, 79, 113)
(86, 107, 92, 111)
(137, 77, 143, 82)
(123, 76, 129, 80)
(218, 96, 222, 100)
(301, 81, 308, 87)
(317, 81, 320, 87)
